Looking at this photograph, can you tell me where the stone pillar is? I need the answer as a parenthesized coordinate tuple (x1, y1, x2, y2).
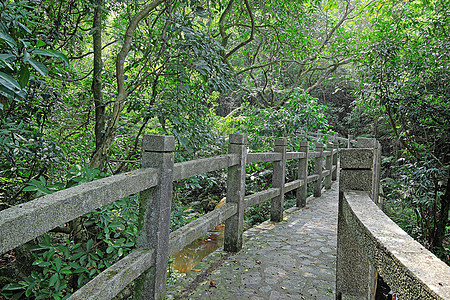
(336, 145, 378, 300)
(314, 142, 323, 197)
(271, 138, 287, 222)
(356, 138, 381, 204)
(332, 141, 338, 181)
(325, 143, 333, 189)
(224, 134, 248, 252)
(347, 135, 353, 148)
(135, 135, 174, 300)
(296, 141, 309, 207)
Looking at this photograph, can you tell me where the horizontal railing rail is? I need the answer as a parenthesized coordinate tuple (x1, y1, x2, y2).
(0, 167, 159, 254)
(173, 154, 239, 181)
(1, 134, 340, 300)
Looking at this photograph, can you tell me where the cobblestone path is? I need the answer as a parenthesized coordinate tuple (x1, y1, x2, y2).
(167, 181, 338, 300)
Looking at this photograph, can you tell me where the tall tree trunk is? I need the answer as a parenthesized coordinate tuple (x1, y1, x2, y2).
(89, 0, 168, 169)
(90, 0, 105, 169)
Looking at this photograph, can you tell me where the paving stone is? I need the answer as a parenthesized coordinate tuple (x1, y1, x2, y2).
(167, 180, 339, 300)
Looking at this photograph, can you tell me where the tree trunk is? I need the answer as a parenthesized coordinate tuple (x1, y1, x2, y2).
(90, 0, 105, 169)
(89, 0, 168, 169)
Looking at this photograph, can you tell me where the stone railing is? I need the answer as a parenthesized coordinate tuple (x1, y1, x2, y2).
(0, 134, 338, 300)
(336, 138, 450, 299)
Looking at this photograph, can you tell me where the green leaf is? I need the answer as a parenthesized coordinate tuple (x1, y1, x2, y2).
(23, 185, 38, 192)
(25, 282, 36, 297)
(32, 260, 51, 267)
(27, 58, 48, 76)
(49, 274, 58, 287)
(0, 31, 17, 47)
(32, 49, 69, 67)
(36, 40, 45, 48)
(1, 283, 25, 291)
(73, 267, 85, 274)
(86, 239, 93, 252)
(18, 66, 30, 88)
(0, 71, 21, 91)
(0, 53, 15, 62)
(54, 257, 62, 272)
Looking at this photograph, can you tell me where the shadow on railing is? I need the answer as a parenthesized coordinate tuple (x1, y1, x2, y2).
(336, 138, 450, 300)
(0, 134, 339, 299)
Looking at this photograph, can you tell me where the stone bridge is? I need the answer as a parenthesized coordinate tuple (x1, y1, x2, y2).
(1, 134, 449, 299)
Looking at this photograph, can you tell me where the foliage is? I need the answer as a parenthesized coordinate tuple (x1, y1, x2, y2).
(1, 166, 138, 298)
(230, 89, 329, 151)
(355, 0, 450, 253)
(0, 0, 69, 102)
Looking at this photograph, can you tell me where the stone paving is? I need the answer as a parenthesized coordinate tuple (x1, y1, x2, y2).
(167, 181, 338, 300)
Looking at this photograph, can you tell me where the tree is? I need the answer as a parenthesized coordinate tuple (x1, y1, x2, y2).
(356, 0, 449, 250)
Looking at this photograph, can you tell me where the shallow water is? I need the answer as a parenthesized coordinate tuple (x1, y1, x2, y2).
(170, 224, 225, 273)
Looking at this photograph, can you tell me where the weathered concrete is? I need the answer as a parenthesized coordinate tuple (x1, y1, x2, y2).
(0, 167, 158, 255)
(244, 188, 281, 210)
(284, 179, 304, 194)
(167, 182, 339, 299)
(331, 143, 338, 181)
(325, 145, 333, 190)
(337, 146, 377, 300)
(339, 148, 374, 170)
(135, 135, 175, 299)
(271, 138, 287, 222)
(342, 191, 450, 299)
(224, 134, 248, 252)
(247, 152, 282, 163)
(169, 203, 237, 257)
(296, 141, 309, 207)
(286, 152, 306, 160)
(69, 248, 154, 300)
(314, 143, 324, 197)
(173, 154, 239, 181)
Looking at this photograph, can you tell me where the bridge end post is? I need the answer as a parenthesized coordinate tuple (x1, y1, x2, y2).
(296, 141, 309, 207)
(336, 141, 379, 300)
(271, 138, 287, 222)
(314, 142, 324, 197)
(224, 134, 248, 252)
(135, 135, 175, 300)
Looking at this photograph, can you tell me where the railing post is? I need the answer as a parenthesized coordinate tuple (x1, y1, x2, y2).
(135, 135, 174, 300)
(336, 141, 379, 300)
(296, 141, 309, 207)
(314, 142, 323, 197)
(347, 134, 353, 148)
(324, 143, 333, 189)
(271, 138, 287, 222)
(332, 141, 338, 181)
(224, 134, 247, 252)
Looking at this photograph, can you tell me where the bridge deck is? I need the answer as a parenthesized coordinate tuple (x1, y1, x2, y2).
(167, 181, 339, 300)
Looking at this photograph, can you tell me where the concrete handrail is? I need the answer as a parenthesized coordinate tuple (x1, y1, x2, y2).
(0, 167, 159, 255)
(342, 191, 450, 299)
(337, 137, 449, 299)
